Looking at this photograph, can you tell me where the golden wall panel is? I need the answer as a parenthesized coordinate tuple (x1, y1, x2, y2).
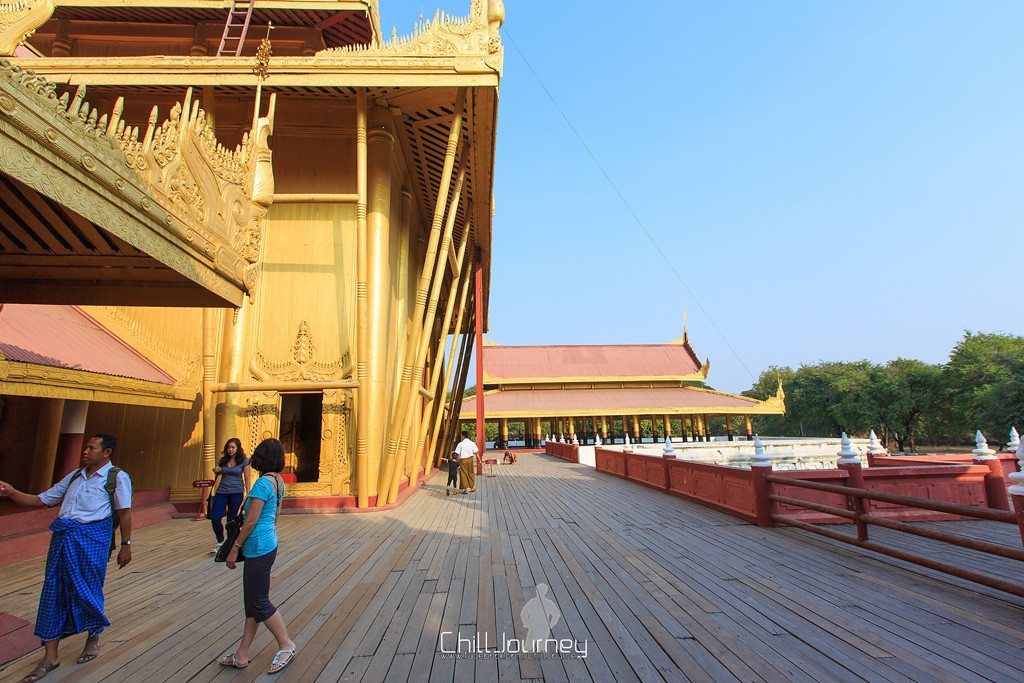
(84, 401, 201, 495)
(254, 201, 357, 370)
(0, 395, 44, 490)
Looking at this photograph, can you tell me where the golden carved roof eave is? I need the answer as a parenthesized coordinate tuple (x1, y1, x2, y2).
(0, 62, 275, 306)
(5, 55, 501, 87)
(0, 359, 195, 409)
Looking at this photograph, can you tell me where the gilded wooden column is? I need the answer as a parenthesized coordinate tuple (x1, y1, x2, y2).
(354, 89, 370, 507)
(395, 188, 415, 479)
(568, 417, 576, 441)
(632, 414, 640, 440)
(600, 416, 608, 440)
(664, 415, 672, 438)
(29, 398, 64, 492)
(364, 105, 395, 501)
(725, 415, 733, 441)
(745, 415, 753, 441)
(500, 417, 509, 446)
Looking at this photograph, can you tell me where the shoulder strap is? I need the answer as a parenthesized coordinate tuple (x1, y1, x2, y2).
(68, 468, 85, 486)
(105, 466, 122, 556)
(272, 473, 284, 522)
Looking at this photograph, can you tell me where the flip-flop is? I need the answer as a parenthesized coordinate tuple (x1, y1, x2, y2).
(19, 661, 59, 683)
(218, 654, 248, 669)
(267, 648, 296, 674)
(77, 645, 99, 664)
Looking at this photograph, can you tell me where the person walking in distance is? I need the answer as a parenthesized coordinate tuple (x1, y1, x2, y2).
(444, 448, 460, 496)
(0, 434, 133, 683)
(455, 430, 478, 494)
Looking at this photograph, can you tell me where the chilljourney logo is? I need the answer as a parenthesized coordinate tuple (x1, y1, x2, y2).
(521, 583, 559, 651)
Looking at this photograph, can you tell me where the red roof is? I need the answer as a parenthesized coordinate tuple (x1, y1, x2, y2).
(0, 305, 174, 384)
(459, 386, 772, 418)
(483, 343, 703, 383)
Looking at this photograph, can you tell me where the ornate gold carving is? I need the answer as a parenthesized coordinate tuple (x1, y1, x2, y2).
(0, 0, 53, 56)
(0, 61, 275, 304)
(244, 391, 279, 455)
(252, 321, 351, 382)
(253, 26, 272, 81)
(319, 0, 503, 70)
(323, 390, 351, 494)
(116, 87, 276, 292)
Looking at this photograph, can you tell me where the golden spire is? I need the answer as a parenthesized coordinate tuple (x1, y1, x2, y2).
(251, 22, 273, 131)
(253, 22, 273, 81)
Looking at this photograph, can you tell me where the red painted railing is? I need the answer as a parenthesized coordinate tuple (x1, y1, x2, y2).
(868, 451, 1019, 479)
(764, 459, 1024, 599)
(593, 447, 1015, 524)
(545, 441, 579, 463)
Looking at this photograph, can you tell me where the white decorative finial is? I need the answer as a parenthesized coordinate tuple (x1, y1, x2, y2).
(1007, 427, 1020, 452)
(595, 434, 602, 445)
(837, 432, 861, 465)
(1011, 434, 1024, 495)
(867, 429, 886, 455)
(972, 430, 996, 460)
(750, 435, 770, 467)
(572, 434, 579, 445)
(663, 436, 676, 457)
(624, 433, 631, 446)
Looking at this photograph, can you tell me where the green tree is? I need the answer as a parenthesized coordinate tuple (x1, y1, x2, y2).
(943, 331, 1024, 440)
(867, 359, 942, 452)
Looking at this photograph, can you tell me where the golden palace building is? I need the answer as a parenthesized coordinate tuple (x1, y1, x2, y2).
(459, 330, 785, 448)
(0, 0, 503, 515)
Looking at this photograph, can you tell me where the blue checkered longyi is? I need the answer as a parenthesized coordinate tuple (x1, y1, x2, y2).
(35, 517, 112, 643)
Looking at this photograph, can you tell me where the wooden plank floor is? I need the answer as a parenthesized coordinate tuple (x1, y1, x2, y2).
(2, 455, 1023, 682)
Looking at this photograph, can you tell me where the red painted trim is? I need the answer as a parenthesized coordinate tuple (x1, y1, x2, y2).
(474, 260, 485, 476)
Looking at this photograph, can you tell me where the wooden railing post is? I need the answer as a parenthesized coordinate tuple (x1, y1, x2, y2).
(1008, 438, 1024, 546)
(749, 436, 776, 527)
(973, 431, 1010, 511)
(837, 434, 868, 542)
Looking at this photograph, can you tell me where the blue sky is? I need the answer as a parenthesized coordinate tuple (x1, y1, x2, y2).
(382, 1, 1024, 392)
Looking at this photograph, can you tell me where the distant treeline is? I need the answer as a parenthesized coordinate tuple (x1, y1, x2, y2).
(743, 332, 1024, 451)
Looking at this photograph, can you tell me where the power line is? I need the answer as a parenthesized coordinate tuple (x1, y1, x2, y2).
(500, 26, 757, 381)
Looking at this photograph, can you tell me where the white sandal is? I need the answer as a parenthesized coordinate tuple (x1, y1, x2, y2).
(267, 648, 296, 674)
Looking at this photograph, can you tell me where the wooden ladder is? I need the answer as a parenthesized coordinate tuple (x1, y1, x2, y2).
(216, 0, 255, 57)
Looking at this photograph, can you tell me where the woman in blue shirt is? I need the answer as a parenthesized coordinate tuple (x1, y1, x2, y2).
(219, 438, 296, 675)
(209, 438, 250, 554)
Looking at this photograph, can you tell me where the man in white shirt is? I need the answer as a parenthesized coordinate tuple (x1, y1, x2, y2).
(454, 430, 479, 494)
(0, 433, 133, 682)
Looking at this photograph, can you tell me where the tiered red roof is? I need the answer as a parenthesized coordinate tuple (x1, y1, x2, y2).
(483, 343, 703, 383)
(460, 386, 766, 418)
(0, 305, 174, 384)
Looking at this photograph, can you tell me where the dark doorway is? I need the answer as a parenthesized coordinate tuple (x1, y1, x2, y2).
(279, 393, 322, 482)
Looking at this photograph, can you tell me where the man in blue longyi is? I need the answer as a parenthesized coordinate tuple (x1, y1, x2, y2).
(0, 434, 133, 683)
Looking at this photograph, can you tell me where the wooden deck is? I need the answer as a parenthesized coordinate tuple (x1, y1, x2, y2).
(2, 454, 1023, 682)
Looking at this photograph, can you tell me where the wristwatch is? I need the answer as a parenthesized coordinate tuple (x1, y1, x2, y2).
(121, 540, 133, 546)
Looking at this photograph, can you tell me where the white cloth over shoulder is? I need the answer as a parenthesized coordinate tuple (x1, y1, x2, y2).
(39, 461, 133, 523)
(455, 438, 478, 460)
